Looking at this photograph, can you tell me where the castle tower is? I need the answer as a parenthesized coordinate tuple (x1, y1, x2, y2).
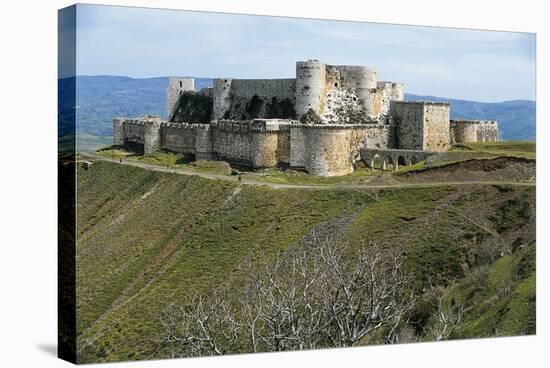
(295, 60, 326, 117)
(112, 118, 125, 145)
(167, 78, 195, 119)
(212, 78, 233, 120)
(336, 65, 377, 117)
(142, 116, 163, 154)
(391, 82, 405, 101)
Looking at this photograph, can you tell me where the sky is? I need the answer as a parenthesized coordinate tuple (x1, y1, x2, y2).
(65, 4, 535, 102)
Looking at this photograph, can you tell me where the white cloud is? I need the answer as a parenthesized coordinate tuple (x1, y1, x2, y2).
(73, 4, 535, 102)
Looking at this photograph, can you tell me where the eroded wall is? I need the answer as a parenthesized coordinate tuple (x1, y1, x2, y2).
(211, 120, 253, 166)
(364, 124, 396, 149)
(391, 101, 425, 150)
(160, 123, 196, 153)
(289, 126, 306, 167)
(423, 103, 451, 151)
(123, 121, 146, 144)
(451, 120, 499, 143)
(212, 79, 296, 120)
(303, 125, 368, 177)
(475, 121, 499, 142)
(167, 78, 195, 119)
(391, 101, 450, 151)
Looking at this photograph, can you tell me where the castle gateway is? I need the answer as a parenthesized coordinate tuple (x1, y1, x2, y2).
(113, 60, 498, 177)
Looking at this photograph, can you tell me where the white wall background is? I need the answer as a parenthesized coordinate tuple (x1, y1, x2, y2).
(0, 0, 547, 367)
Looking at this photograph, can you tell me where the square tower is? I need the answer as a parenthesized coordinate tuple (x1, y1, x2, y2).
(391, 101, 451, 151)
(167, 78, 195, 119)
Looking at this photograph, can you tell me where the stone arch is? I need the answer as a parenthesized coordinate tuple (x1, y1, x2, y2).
(397, 155, 407, 169)
(382, 155, 394, 171)
(370, 154, 382, 169)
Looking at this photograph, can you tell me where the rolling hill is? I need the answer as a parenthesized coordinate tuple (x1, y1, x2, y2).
(75, 160, 535, 363)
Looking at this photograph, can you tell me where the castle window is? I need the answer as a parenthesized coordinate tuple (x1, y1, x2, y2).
(334, 82, 339, 87)
(179, 81, 182, 88)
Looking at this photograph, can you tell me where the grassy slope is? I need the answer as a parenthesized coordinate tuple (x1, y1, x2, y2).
(76, 161, 535, 363)
(443, 243, 536, 339)
(96, 141, 535, 186)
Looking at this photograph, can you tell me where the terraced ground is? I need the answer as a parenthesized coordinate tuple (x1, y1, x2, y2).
(75, 142, 536, 363)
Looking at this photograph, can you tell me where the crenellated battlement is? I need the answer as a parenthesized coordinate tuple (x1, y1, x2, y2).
(113, 59, 498, 176)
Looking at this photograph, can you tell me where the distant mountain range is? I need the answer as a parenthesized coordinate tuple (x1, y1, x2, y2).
(59, 76, 535, 142)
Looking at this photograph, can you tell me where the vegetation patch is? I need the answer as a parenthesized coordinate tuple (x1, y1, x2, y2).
(75, 160, 535, 362)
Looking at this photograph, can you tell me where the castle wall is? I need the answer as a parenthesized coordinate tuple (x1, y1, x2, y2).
(334, 65, 377, 117)
(251, 132, 279, 168)
(113, 118, 125, 145)
(450, 120, 499, 143)
(374, 82, 393, 118)
(475, 121, 499, 142)
(167, 78, 195, 119)
(212, 79, 233, 120)
(423, 103, 451, 151)
(391, 101, 425, 150)
(322, 88, 364, 124)
(229, 79, 296, 99)
(123, 120, 146, 144)
(160, 123, 196, 153)
(391, 83, 405, 101)
(373, 82, 405, 121)
(143, 117, 162, 154)
(212, 78, 296, 120)
(364, 124, 397, 149)
(194, 124, 214, 160)
(450, 120, 477, 143)
(210, 120, 253, 166)
(391, 101, 450, 151)
(303, 125, 368, 177)
(250, 119, 292, 168)
(289, 126, 306, 167)
(277, 130, 290, 164)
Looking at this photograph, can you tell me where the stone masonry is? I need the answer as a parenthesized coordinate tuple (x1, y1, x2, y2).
(113, 59, 499, 177)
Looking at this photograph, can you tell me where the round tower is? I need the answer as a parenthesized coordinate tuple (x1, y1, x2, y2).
(304, 126, 354, 177)
(391, 82, 405, 101)
(212, 78, 233, 120)
(338, 66, 377, 117)
(295, 60, 326, 117)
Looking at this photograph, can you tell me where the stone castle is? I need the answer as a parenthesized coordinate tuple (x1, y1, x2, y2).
(113, 59, 498, 177)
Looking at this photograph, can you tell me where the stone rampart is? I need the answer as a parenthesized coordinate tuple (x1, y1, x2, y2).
(302, 124, 369, 177)
(450, 119, 499, 143)
(212, 78, 296, 121)
(364, 124, 397, 149)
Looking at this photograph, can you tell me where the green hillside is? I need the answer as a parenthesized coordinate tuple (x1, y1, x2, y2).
(75, 161, 535, 363)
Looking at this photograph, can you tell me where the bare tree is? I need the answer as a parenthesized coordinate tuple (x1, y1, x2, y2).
(424, 283, 464, 341)
(159, 288, 240, 357)
(313, 235, 416, 346)
(160, 232, 416, 355)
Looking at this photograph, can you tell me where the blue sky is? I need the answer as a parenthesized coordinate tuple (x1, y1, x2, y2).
(68, 4, 535, 102)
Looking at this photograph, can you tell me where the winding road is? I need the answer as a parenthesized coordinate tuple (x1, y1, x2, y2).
(83, 154, 536, 191)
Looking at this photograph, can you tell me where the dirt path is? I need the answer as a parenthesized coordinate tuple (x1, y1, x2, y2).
(84, 154, 536, 190)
